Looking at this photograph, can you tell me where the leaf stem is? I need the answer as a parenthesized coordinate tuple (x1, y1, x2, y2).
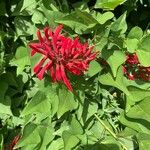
(94, 114, 128, 150)
(94, 114, 117, 139)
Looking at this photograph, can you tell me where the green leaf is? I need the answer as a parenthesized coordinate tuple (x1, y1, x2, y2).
(20, 0, 37, 12)
(37, 119, 55, 149)
(124, 78, 150, 90)
(42, 0, 57, 10)
(0, 96, 12, 115)
(120, 97, 150, 134)
(111, 12, 127, 34)
(62, 131, 80, 150)
(124, 38, 139, 53)
(127, 26, 143, 40)
(86, 137, 121, 150)
(95, 0, 126, 10)
(98, 67, 130, 95)
(137, 133, 150, 150)
(82, 100, 98, 123)
(70, 116, 83, 135)
(107, 50, 126, 77)
(15, 123, 41, 149)
(31, 9, 46, 24)
(75, 9, 98, 25)
(36, 80, 59, 117)
(50, 92, 59, 117)
(40, 4, 64, 27)
(14, 16, 35, 37)
(56, 10, 97, 34)
(127, 86, 150, 103)
(14, 0, 37, 16)
(57, 88, 78, 118)
(138, 35, 150, 52)
(89, 121, 105, 139)
(86, 61, 102, 77)
(11, 46, 30, 75)
(136, 50, 150, 67)
(94, 27, 110, 50)
(21, 91, 51, 116)
(47, 138, 63, 150)
(94, 12, 114, 24)
(0, 81, 12, 115)
(0, 72, 18, 87)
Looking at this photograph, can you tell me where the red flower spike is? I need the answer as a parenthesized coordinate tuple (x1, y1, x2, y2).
(125, 53, 139, 64)
(123, 53, 150, 81)
(29, 25, 97, 91)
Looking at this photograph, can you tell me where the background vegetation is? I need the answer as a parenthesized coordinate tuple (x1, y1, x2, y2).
(0, 0, 150, 149)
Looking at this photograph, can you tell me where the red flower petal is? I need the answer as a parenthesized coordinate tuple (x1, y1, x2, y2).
(37, 61, 52, 80)
(34, 56, 47, 74)
(54, 24, 63, 37)
(29, 43, 47, 55)
(60, 64, 73, 91)
(49, 66, 56, 82)
(31, 49, 36, 56)
(56, 64, 62, 81)
(37, 30, 43, 43)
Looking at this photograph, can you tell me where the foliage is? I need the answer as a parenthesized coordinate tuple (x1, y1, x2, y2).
(0, 0, 150, 150)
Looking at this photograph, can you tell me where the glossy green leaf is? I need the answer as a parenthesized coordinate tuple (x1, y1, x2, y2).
(47, 138, 63, 150)
(111, 12, 127, 34)
(95, 12, 114, 24)
(95, 0, 126, 10)
(107, 50, 126, 77)
(127, 86, 150, 103)
(57, 88, 78, 118)
(40, 4, 65, 27)
(87, 61, 102, 77)
(70, 116, 83, 135)
(125, 38, 139, 53)
(56, 10, 97, 34)
(11, 46, 30, 75)
(137, 133, 150, 150)
(98, 67, 130, 95)
(37, 119, 55, 149)
(62, 131, 80, 150)
(31, 10, 46, 24)
(20, 0, 37, 12)
(21, 91, 51, 116)
(120, 97, 150, 134)
(138, 35, 150, 52)
(82, 100, 98, 123)
(15, 123, 41, 149)
(127, 26, 143, 40)
(14, 16, 35, 36)
(136, 50, 150, 67)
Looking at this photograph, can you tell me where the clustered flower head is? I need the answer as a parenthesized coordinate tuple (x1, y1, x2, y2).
(123, 53, 150, 81)
(29, 25, 97, 91)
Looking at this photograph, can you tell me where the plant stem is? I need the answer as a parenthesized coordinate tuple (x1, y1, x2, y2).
(94, 114, 128, 150)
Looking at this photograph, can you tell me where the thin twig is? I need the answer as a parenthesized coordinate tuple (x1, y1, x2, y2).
(94, 114, 128, 150)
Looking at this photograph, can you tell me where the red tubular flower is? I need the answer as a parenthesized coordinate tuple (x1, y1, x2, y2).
(10, 135, 20, 150)
(123, 53, 150, 81)
(29, 25, 97, 91)
(125, 53, 139, 64)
